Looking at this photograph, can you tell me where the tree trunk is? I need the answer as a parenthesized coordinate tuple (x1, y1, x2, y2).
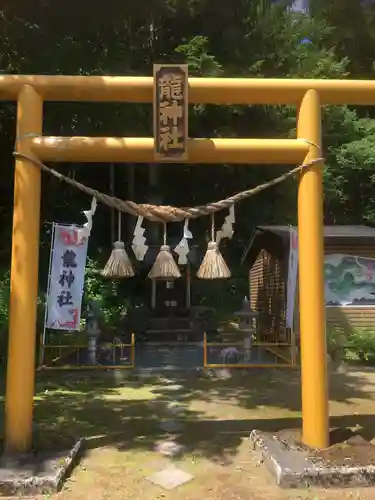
(127, 163, 135, 241)
(148, 163, 161, 245)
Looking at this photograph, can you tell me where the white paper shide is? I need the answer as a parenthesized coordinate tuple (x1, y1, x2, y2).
(46, 224, 89, 330)
(216, 205, 235, 245)
(132, 216, 148, 261)
(174, 219, 193, 265)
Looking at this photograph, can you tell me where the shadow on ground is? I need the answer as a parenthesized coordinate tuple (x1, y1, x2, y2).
(0, 366, 374, 462)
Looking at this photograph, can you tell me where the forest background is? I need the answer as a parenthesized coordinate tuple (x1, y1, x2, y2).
(1, 0, 375, 355)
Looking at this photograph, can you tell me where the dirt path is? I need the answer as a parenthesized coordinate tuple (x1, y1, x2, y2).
(27, 365, 375, 499)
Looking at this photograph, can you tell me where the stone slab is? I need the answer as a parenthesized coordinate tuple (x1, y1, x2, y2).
(146, 466, 194, 490)
(166, 402, 186, 416)
(154, 440, 186, 458)
(250, 430, 375, 489)
(162, 384, 184, 392)
(0, 439, 83, 496)
(159, 420, 184, 433)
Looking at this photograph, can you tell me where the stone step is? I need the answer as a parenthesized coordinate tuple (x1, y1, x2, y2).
(148, 317, 193, 330)
(141, 341, 202, 347)
(143, 327, 201, 342)
(135, 344, 203, 369)
(146, 328, 193, 334)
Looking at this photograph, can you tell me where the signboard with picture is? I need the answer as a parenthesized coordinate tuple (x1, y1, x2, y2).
(324, 254, 375, 306)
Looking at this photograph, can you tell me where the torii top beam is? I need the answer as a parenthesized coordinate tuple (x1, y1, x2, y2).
(1, 75, 375, 104)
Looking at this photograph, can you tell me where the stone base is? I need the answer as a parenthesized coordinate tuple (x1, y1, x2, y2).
(250, 430, 375, 489)
(0, 438, 83, 496)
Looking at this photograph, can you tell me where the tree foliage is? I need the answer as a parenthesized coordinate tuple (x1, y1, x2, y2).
(1, 0, 375, 330)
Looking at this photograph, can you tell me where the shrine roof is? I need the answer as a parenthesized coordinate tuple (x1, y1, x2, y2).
(241, 225, 375, 264)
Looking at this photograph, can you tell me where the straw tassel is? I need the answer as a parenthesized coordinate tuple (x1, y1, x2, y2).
(148, 223, 181, 280)
(197, 214, 231, 279)
(102, 212, 135, 278)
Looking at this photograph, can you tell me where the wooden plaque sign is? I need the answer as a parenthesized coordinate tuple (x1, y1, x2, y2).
(153, 64, 188, 161)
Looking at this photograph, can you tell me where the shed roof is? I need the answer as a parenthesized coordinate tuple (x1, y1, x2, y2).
(257, 225, 375, 238)
(241, 225, 375, 264)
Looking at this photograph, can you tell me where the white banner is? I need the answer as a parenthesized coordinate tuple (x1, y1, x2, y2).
(46, 224, 88, 330)
(286, 227, 298, 329)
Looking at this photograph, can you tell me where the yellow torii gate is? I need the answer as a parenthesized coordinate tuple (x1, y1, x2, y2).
(2, 74, 374, 455)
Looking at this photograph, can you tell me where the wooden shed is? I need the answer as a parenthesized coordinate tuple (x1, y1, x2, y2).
(241, 225, 375, 341)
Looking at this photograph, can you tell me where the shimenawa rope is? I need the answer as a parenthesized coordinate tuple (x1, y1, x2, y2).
(13, 149, 323, 223)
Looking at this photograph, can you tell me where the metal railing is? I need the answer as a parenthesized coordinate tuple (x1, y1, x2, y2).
(38, 332, 298, 370)
(203, 333, 297, 368)
(38, 333, 135, 371)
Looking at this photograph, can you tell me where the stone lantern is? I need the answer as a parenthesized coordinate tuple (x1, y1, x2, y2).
(85, 299, 102, 365)
(234, 296, 258, 361)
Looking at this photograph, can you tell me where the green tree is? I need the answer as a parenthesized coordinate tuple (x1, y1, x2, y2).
(1, 0, 375, 334)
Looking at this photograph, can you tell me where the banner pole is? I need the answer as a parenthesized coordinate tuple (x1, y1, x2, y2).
(40, 222, 56, 367)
